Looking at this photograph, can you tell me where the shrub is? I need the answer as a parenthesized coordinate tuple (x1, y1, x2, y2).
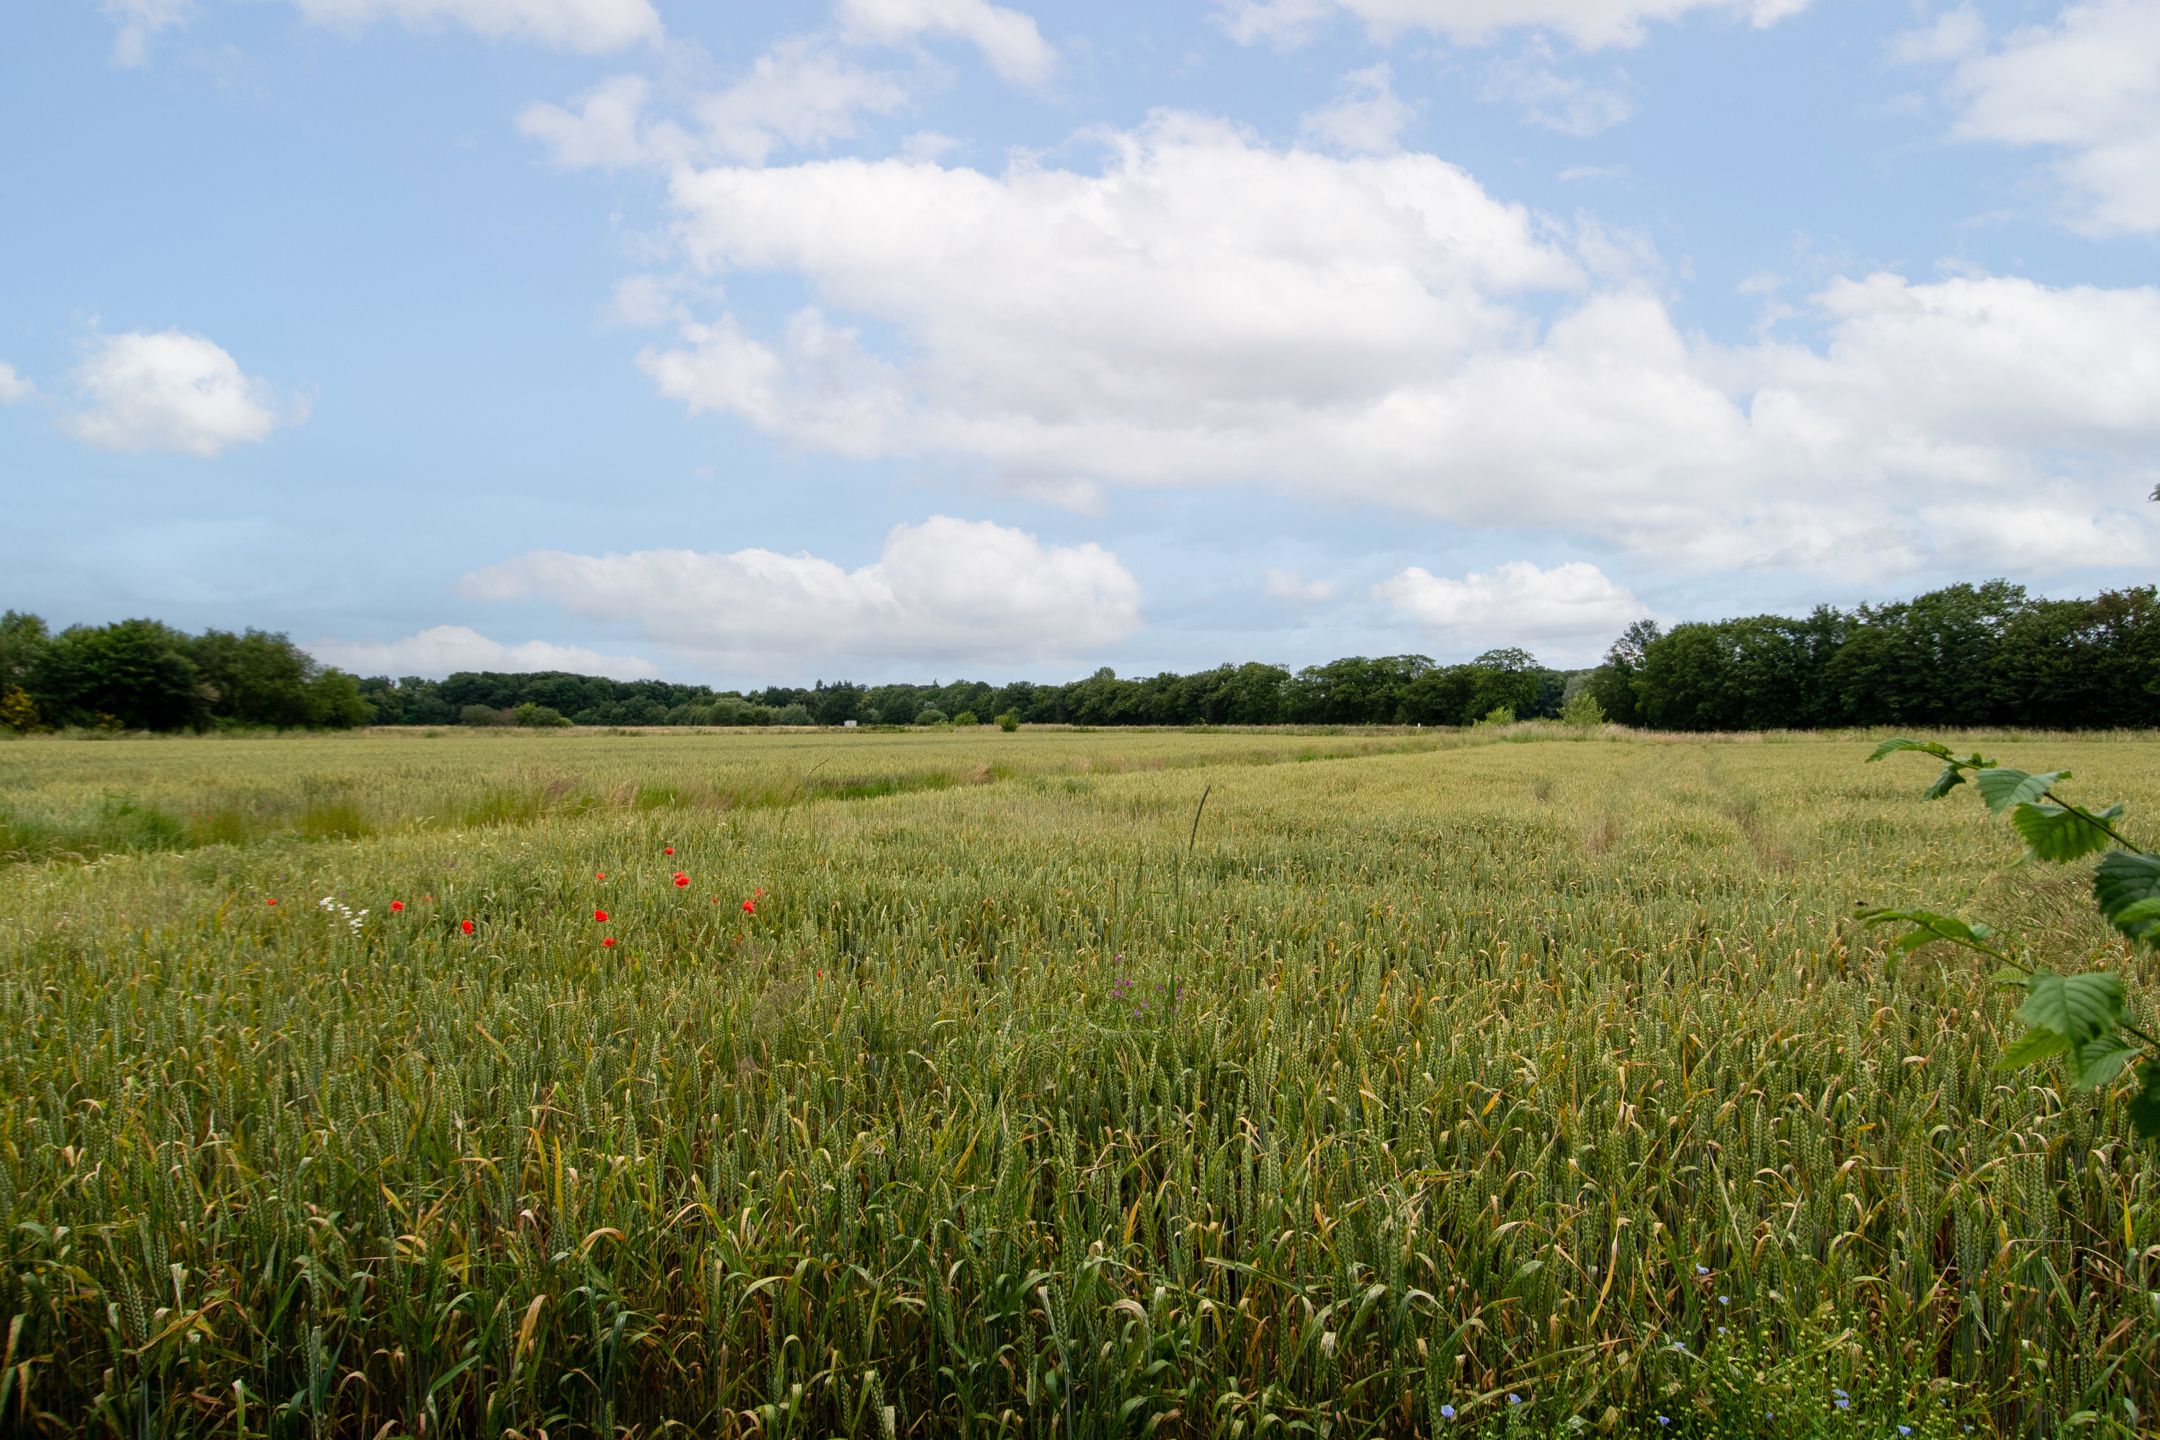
(1560, 691, 1606, 728)
(952, 710, 979, 727)
(773, 703, 813, 727)
(1474, 705, 1516, 727)
(0, 685, 39, 733)
(995, 711, 1020, 732)
(914, 707, 948, 727)
(512, 703, 572, 728)
(459, 704, 511, 727)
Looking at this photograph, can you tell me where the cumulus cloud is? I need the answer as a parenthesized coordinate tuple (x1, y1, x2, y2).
(290, 0, 660, 51)
(313, 625, 661, 680)
(1374, 560, 1645, 661)
(1912, 0, 2160, 236)
(0, 363, 33, 404)
(834, 0, 1055, 86)
(461, 517, 1142, 668)
(1301, 64, 1415, 153)
(1218, 0, 1808, 50)
(102, 0, 192, 66)
(65, 330, 299, 457)
(631, 115, 2158, 578)
(1264, 568, 1339, 603)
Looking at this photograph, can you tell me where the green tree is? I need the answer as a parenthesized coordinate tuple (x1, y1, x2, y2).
(0, 610, 50, 697)
(1587, 619, 1659, 727)
(307, 670, 375, 728)
(31, 619, 205, 731)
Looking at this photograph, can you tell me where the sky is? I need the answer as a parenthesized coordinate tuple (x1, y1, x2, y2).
(2, 0, 2156, 687)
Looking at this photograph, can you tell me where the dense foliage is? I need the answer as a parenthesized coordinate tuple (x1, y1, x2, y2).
(1590, 581, 2160, 731)
(10, 576, 2155, 735)
(0, 611, 371, 732)
(4, 728, 2156, 1436)
(1865, 738, 2160, 1141)
(354, 651, 1574, 730)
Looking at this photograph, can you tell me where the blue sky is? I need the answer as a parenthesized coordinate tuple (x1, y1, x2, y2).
(3, 0, 2155, 686)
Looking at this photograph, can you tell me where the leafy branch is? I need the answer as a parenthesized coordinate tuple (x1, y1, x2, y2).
(1860, 738, 2160, 1139)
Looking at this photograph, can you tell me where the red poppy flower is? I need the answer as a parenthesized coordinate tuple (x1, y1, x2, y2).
(741, 898, 756, 914)
(460, 919, 475, 935)
(423, 894, 434, 903)
(595, 871, 606, 881)
(593, 909, 608, 923)
(663, 846, 675, 856)
(390, 900, 404, 913)
(602, 937, 618, 948)
(266, 897, 278, 906)
(673, 873, 690, 888)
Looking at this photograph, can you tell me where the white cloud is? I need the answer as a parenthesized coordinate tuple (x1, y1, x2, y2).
(461, 517, 1142, 668)
(694, 38, 913, 165)
(1301, 64, 1415, 153)
(520, 41, 912, 170)
(0, 362, 34, 404)
(1373, 560, 1645, 662)
(632, 116, 2160, 580)
(1482, 44, 1634, 136)
(313, 625, 661, 680)
(1919, 0, 2160, 235)
(102, 0, 192, 66)
(1264, 568, 1339, 603)
(289, 0, 660, 51)
(834, 0, 1056, 86)
(519, 75, 670, 170)
(1218, 0, 1808, 50)
(65, 330, 298, 458)
(902, 130, 962, 161)
(1888, 4, 1982, 65)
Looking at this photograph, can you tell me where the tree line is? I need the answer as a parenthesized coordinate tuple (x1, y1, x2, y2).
(0, 612, 371, 732)
(3, 579, 2153, 734)
(1588, 581, 2159, 731)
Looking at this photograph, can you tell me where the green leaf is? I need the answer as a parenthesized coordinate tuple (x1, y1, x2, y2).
(2128, 1065, 2160, 1142)
(2017, 971, 2125, 1045)
(2095, 851, 2160, 945)
(2069, 1036, 2140, 1091)
(1975, 768, 2064, 815)
(1922, 765, 1967, 801)
(1997, 1026, 2071, 1070)
(2113, 898, 2160, 927)
(1867, 737, 1943, 763)
(1855, 907, 1997, 954)
(2009, 802, 2123, 863)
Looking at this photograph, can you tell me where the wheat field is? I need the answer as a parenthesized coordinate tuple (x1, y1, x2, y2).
(2, 726, 2156, 1438)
